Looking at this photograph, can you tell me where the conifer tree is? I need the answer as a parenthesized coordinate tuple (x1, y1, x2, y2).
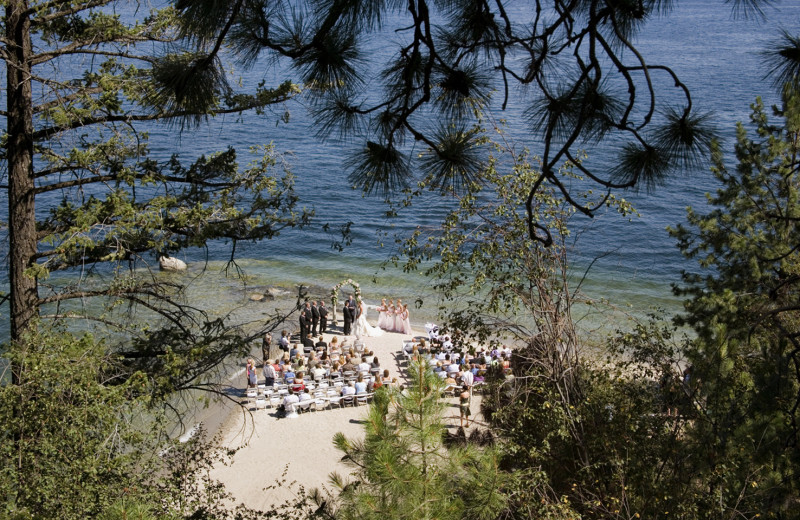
(324, 360, 512, 520)
(2, 1, 307, 389)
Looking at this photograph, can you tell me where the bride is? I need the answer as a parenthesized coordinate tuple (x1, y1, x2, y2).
(353, 300, 384, 338)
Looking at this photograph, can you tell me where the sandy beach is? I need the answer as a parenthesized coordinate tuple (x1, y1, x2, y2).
(206, 323, 483, 512)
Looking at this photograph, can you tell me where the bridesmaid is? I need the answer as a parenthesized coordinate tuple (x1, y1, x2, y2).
(402, 304, 412, 335)
(378, 298, 388, 330)
(394, 301, 404, 333)
(386, 299, 396, 332)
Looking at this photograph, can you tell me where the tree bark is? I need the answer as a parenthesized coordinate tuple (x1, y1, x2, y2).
(6, 0, 39, 341)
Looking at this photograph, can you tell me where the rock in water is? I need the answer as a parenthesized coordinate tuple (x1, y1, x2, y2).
(159, 256, 187, 271)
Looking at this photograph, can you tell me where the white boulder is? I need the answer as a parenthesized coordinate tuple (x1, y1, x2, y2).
(159, 256, 187, 271)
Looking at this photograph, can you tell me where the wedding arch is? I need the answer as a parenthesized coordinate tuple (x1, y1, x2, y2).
(330, 278, 361, 323)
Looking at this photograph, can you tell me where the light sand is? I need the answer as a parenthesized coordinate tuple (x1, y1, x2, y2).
(207, 324, 481, 511)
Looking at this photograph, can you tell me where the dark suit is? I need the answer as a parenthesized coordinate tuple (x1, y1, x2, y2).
(299, 311, 309, 340)
(342, 303, 352, 335)
(311, 303, 320, 336)
(318, 304, 328, 333)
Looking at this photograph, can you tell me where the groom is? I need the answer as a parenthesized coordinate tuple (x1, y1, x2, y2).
(342, 297, 353, 335)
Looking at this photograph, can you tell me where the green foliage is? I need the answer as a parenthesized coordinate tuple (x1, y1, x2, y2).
(323, 361, 514, 520)
(0, 326, 159, 519)
(399, 135, 636, 346)
(668, 88, 800, 518)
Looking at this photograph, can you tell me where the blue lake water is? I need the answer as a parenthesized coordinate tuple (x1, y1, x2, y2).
(2, 0, 800, 339)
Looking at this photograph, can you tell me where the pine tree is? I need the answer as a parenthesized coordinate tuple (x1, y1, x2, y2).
(325, 360, 512, 520)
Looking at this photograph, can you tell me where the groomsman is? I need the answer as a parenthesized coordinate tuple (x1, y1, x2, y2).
(318, 301, 329, 334)
(299, 309, 309, 340)
(311, 300, 320, 336)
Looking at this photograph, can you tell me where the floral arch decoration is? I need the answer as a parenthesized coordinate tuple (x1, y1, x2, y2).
(330, 279, 361, 322)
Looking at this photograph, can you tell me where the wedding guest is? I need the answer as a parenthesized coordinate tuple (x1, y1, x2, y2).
(245, 358, 258, 388)
(341, 381, 356, 397)
(354, 374, 368, 394)
(459, 385, 471, 427)
(261, 334, 272, 362)
(357, 356, 371, 374)
(291, 372, 306, 394)
(381, 369, 392, 386)
(316, 335, 328, 351)
(278, 330, 290, 352)
(370, 356, 381, 371)
(263, 359, 277, 387)
(318, 300, 329, 334)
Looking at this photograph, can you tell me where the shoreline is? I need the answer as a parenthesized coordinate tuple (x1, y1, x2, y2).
(204, 318, 483, 511)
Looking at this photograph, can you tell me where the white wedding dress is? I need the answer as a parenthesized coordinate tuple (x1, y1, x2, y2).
(353, 302, 384, 338)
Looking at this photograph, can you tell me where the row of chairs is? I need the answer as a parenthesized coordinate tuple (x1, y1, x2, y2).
(245, 384, 376, 412)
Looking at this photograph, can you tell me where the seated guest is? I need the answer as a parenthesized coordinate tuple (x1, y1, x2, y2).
(357, 356, 371, 374)
(263, 360, 277, 387)
(445, 372, 457, 386)
(330, 361, 342, 377)
(294, 356, 306, 372)
(279, 329, 291, 352)
(370, 356, 381, 371)
(367, 377, 381, 392)
(329, 336, 340, 352)
(437, 369, 448, 380)
(381, 369, 392, 386)
(441, 335, 453, 350)
(418, 339, 429, 354)
(447, 356, 459, 374)
(316, 335, 328, 350)
(303, 333, 315, 350)
(312, 364, 327, 381)
(341, 356, 357, 373)
(282, 393, 299, 411)
(341, 381, 356, 396)
(291, 372, 306, 393)
(319, 351, 330, 367)
(354, 374, 368, 394)
(433, 361, 443, 373)
(307, 351, 320, 370)
(283, 366, 296, 382)
(289, 344, 300, 359)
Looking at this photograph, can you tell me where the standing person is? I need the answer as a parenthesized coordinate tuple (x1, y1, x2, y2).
(263, 359, 277, 387)
(394, 302, 403, 333)
(402, 304, 412, 335)
(299, 310, 309, 340)
(246, 358, 258, 388)
(343, 296, 353, 335)
(386, 300, 395, 332)
(459, 385, 471, 427)
(278, 330, 290, 352)
(318, 300, 329, 334)
(310, 300, 320, 336)
(377, 298, 388, 330)
(261, 334, 272, 362)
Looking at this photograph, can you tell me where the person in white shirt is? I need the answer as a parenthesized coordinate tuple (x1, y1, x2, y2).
(341, 382, 356, 396)
(354, 374, 368, 394)
(357, 357, 371, 374)
(460, 369, 474, 388)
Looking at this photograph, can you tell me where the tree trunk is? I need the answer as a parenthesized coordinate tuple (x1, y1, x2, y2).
(6, 0, 39, 341)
